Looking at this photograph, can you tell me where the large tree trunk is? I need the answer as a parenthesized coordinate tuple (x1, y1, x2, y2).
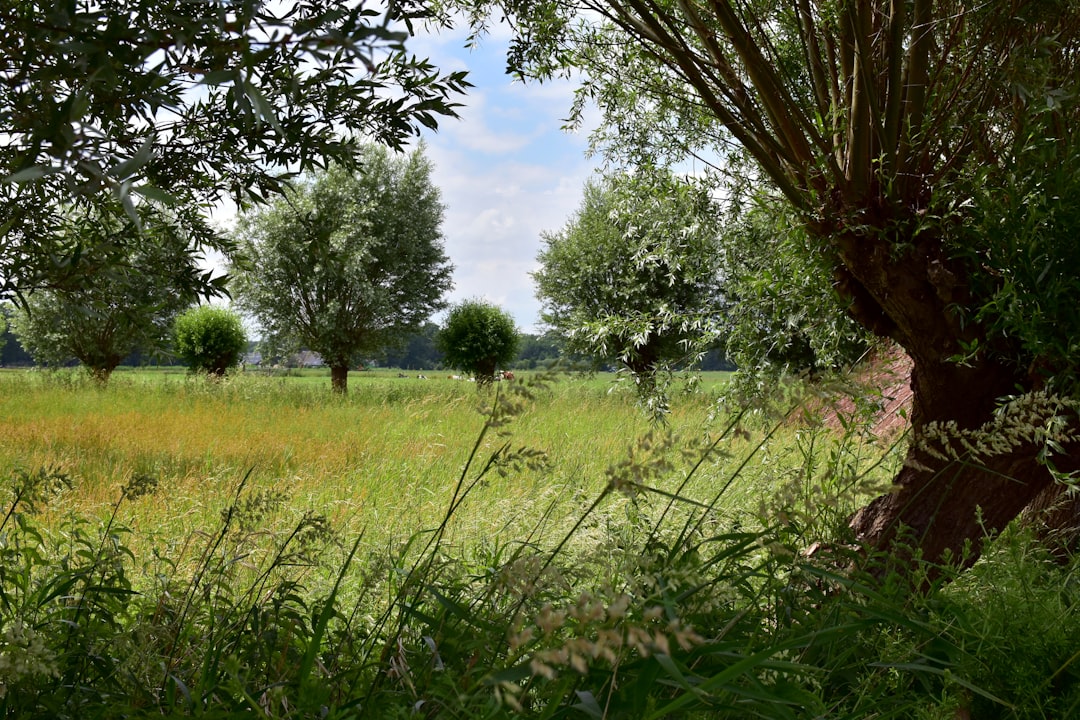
(330, 365, 348, 394)
(834, 226, 1077, 574)
(848, 353, 1057, 573)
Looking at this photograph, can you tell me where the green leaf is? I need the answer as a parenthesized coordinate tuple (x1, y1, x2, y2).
(1, 166, 60, 183)
(242, 78, 283, 134)
(133, 185, 180, 205)
(109, 136, 155, 180)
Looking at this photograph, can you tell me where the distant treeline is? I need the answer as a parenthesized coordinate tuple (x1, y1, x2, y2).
(1, 319, 734, 372)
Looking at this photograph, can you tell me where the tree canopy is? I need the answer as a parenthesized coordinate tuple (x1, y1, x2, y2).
(9, 203, 203, 382)
(1, 0, 469, 303)
(438, 300, 520, 384)
(382, 322, 446, 371)
(172, 305, 247, 376)
(231, 148, 454, 393)
(535, 169, 726, 398)
(458, 0, 1080, 571)
(720, 203, 870, 395)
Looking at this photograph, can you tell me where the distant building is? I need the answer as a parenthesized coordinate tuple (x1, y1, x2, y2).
(293, 350, 324, 368)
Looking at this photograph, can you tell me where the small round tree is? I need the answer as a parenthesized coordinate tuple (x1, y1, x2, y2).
(173, 306, 247, 376)
(438, 300, 520, 385)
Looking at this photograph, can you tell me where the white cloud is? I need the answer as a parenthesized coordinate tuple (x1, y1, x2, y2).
(439, 92, 540, 154)
(409, 27, 600, 333)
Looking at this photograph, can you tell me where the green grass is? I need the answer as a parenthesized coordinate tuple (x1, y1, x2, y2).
(0, 369, 747, 559)
(2, 367, 1077, 718)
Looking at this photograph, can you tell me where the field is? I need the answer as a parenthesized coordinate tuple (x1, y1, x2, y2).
(1, 368, 1078, 718)
(0, 368, 757, 557)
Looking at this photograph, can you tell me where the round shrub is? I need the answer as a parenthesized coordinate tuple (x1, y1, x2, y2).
(173, 305, 247, 375)
(437, 300, 519, 384)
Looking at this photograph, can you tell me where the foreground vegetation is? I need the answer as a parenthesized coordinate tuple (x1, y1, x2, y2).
(0, 370, 1077, 717)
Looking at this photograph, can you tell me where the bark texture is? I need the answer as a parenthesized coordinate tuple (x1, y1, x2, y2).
(331, 365, 348, 394)
(834, 224, 1073, 571)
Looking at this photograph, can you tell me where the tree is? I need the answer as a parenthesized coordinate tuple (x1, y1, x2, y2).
(231, 148, 454, 393)
(720, 204, 871, 394)
(534, 169, 726, 390)
(8, 204, 204, 383)
(0, 306, 31, 367)
(437, 300, 520, 384)
(0, 0, 469, 304)
(463, 1, 1080, 572)
(513, 332, 563, 370)
(173, 305, 247, 376)
(383, 323, 446, 370)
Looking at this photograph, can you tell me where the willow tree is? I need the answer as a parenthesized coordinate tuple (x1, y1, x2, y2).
(535, 169, 726, 400)
(461, 1, 1080, 569)
(231, 149, 453, 394)
(10, 203, 203, 382)
(1, 0, 469, 304)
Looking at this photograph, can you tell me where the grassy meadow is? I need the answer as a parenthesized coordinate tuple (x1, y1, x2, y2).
(1, 367, 1078, 718)
(0, 368, 757, 557)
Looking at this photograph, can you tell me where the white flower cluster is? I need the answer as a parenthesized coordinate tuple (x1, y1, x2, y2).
(916, 390, 1080, 464)
(0, 619, 60, 698)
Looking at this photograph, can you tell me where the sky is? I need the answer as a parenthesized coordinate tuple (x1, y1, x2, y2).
(402, 23, 601, 334)
(208, 19, 601, 335)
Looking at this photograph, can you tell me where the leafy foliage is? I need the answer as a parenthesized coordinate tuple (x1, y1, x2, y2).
(956, 131, 1080, 395)
(381, 321, 446, 370)
(0, 0, 469, 306)
(437, 299, 520, 383)
(512, 331, 563, 370)
(535, 169, 725, 375)
(721, 203, 872, 395)
(9, 204, 208, 382)
(535, 168, 725, 417)
(0, 0, 469, 202)
(466, 0, 1080, 396)
(172, 305, 247, 376)
(231, 149, 453, 393)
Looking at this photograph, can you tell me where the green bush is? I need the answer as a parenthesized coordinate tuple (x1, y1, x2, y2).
(172, 305, 247, 376)
(437, 299, 520, 384)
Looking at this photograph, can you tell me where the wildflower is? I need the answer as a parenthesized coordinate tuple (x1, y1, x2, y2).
(0, 619, 59, 698)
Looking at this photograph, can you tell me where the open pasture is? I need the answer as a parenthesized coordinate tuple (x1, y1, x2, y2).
(0, 368, 788, 560)
(2, 368, 1077, 718)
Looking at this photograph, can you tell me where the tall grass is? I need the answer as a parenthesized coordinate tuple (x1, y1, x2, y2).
(0, 370, 729, 555)
(0, 369, 1077, 717)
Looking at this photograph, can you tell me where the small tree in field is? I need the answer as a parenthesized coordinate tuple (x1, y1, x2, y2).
(438, 301, 520, 385)
(534, 169, 726, 393)
(231, 148, 453, 394)
(173, 306, 247, 376)
(9, 203, 205, 383)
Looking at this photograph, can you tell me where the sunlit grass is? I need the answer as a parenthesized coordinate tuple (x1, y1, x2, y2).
(0, 369, 758, 561)
(13, 368, 1066, 719)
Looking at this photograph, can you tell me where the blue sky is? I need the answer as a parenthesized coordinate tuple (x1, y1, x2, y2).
(210, 20, 598, 335)
(405, 23, 600, 334)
